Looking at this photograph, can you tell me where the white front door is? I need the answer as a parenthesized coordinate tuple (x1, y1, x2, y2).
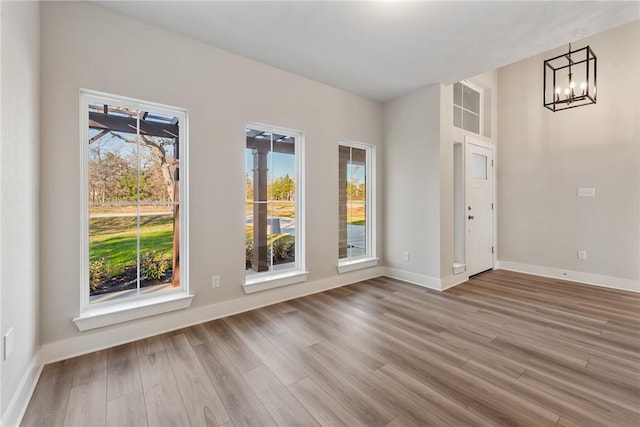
(466, 142, 494, 276)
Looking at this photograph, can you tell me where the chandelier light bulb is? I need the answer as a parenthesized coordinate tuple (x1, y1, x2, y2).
(580, 82, 587, 96)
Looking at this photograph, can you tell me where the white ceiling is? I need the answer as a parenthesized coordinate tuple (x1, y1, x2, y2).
(93, 1, 639, 102)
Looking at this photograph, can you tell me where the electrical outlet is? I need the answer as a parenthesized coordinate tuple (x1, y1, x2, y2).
(403, 251, 410, 262)
(578, 250, 587, 260)
(3, 328, 14, 361)
(211, 275, 220, 288)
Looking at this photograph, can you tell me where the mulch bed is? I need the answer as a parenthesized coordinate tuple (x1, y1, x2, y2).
(90, 266, 173, 296)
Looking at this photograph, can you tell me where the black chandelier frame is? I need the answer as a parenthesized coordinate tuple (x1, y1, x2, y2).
(543, 44, 597, 112)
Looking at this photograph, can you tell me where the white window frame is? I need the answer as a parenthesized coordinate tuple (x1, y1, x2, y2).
(453, 80, 484, 136)
(337, 140, 378, 273)
(74, 89, 193, 331)
(243, 122, 307, 293)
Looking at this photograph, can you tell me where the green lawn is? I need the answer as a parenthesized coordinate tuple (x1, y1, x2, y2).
(90, 215, 173, 269)
(245, 201, 296, 219)
(245, 225, 293, 246)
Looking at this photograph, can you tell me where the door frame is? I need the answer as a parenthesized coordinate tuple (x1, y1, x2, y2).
(464, 135, 497, 274)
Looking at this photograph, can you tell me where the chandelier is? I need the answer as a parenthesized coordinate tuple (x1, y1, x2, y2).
(544, 43, 597, 112)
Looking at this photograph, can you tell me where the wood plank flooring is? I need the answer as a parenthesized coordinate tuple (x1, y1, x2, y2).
(21, 270, 640, 426)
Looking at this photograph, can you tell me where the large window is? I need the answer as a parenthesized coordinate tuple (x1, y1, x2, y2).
(338, 141, 376, 271)
(245, 124, 305, 290)
(81, 91, 188, 310)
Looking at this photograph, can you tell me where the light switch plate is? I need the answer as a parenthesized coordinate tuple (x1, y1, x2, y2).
(578, 187, 595, 197)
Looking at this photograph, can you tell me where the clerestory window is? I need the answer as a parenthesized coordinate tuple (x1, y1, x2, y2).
(453, 81, 482, 134)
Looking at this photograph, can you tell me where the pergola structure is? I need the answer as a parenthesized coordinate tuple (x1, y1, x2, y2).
(246, 129, 294, 272)
(88, 105, 181, 287)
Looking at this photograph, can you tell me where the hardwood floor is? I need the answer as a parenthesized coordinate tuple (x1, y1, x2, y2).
(22, 270, 640, 427)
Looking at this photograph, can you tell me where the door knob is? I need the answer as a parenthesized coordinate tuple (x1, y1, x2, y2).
(468, 215, 474, 220)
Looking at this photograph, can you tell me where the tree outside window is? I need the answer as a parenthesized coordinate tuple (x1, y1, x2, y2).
(83, 93, 187, 305)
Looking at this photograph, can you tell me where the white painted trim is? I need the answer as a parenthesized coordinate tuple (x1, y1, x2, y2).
(73, 293, 194, 331)
(40, 267, 385, 365)
(243, 270, 309, 294)
(441, 273, 469, 290)
(1, 356, 41, 427)
(383, 267, 441, 291)
(497, 260, 640, 293)
(452, 263, 466, 275)
(383, 267, 469, 292)
(337, 257, 379, 274)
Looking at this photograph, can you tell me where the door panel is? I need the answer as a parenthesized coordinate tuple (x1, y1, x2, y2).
(466, 143, 494, 276)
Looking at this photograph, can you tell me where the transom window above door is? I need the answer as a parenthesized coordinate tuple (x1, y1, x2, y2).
(453, 82, 482, 134)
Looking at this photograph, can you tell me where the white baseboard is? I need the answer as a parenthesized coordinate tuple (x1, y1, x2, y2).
(440, 273, 469, 290)
(496, 260, 640, 293)
(383, 267, 469, 291)
(1, 356, 42, 427)
(39, 266, 385, 365)
(383, 267, 443, 290)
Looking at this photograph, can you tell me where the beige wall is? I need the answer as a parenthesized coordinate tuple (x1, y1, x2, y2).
(438, 83, 455, 283)
(0, 0, 40, 419)
(498, 20, 640, 284)
(383, 85, 442, 282)
(39, 2, 383, 347)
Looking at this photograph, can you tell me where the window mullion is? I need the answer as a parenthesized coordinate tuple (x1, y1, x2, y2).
(136, 111, 141, 296)
(268, 134, 274, 274)
(348, 147, 353, 259)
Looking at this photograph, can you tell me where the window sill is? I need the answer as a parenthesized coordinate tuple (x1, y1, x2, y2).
(453, 263, 466, 275)
(337, 257, 379, 274)
(73, 292, 194, 331)
(243, 270, 309, 294)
